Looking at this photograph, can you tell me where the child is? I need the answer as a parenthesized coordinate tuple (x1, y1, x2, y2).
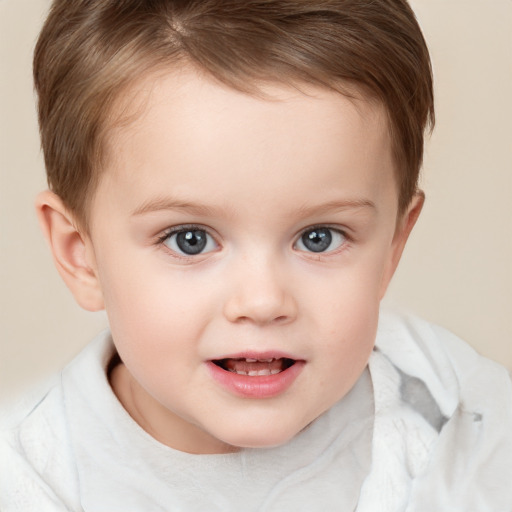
(1, 0, 511, 510)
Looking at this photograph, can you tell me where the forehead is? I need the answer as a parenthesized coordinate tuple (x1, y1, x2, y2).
(96, 66, 396, 219)
(108, 65, 389, 150)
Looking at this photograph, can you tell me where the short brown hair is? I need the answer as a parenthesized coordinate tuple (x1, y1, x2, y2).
(34, 0, 434, 229)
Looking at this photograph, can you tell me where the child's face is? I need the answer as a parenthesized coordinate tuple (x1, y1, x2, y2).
(83, 68, 416, 454)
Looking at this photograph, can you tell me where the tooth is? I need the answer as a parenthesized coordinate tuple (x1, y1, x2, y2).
(245, 358, 257, 363)
(236, 370, 248, 376)
(262, 358, 274, 363)
(248, 371, 258, 376)
(270, 369, 281, 375)
(257, 369, 271, 376)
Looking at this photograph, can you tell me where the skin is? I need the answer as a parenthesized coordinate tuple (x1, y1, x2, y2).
(37, 67, 422, 454)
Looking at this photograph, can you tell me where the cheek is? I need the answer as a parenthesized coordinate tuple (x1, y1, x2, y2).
(304, 259, 383, 385)
(307, 254, 385, 320)
(319, 292, 378, 366)
(314, 303, 377, 411)
(102, 271, 215, 399)
(98, 256, 218, 353)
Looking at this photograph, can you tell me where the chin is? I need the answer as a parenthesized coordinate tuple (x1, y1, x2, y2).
(215, 420, 304, 451)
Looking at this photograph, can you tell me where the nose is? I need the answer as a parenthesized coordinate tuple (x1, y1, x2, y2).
(222, 255, 297, 326)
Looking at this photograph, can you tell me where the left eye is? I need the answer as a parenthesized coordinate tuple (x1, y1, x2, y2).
(295, 227, 346, 253)
(163, 228, 217, 256)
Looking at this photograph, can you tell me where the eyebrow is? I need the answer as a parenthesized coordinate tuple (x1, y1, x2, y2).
(295, 198, 376, 217)
(131, 196, 376, 217)
(132, 196, 224, 217)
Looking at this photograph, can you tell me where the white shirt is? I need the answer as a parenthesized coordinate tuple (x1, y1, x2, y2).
(1, 312, 511, 511)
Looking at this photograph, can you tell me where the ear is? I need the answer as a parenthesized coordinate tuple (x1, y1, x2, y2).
(35, 190, 104, 312)
(379, 191, 425, 298)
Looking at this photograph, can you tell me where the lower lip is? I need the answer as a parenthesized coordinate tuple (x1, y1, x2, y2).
(206, 361, 305, 399)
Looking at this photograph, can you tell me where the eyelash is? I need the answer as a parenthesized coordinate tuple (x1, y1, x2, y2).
(157, 224, 208, 243)
(156, 224, 218, 258)
(155, 224, 351, 259)
(294, 225, 350, 256)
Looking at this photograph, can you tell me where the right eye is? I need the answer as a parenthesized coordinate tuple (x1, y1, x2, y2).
(162, 228, 218, 256)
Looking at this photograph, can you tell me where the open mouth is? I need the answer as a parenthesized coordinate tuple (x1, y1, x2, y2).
(208, 356, 305, 398)
(212, 357, 296, 376)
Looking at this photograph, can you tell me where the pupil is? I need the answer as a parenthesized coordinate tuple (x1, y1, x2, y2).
(302, 228, 332, 252)
(176, 230, 207, 255)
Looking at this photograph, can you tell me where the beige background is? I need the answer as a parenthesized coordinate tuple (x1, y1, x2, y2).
(1, 0, 511, 403)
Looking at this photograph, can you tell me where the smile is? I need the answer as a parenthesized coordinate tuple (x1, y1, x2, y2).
(207, 355, 304, 399)
(212, 357, 296, 376)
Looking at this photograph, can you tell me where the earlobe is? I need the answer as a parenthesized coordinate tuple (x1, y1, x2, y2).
(379, 191, 425, 298)
(35, 190, 104, 312)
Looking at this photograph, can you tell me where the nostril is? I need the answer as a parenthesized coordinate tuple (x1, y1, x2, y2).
(231, 314, 289, 326)
(222, 285, 297, 325)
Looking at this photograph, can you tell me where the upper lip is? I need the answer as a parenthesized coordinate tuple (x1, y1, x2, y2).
(209, 351, 303, 362)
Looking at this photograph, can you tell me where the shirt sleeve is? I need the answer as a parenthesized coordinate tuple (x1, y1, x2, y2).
(0, 386, 83, 512)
